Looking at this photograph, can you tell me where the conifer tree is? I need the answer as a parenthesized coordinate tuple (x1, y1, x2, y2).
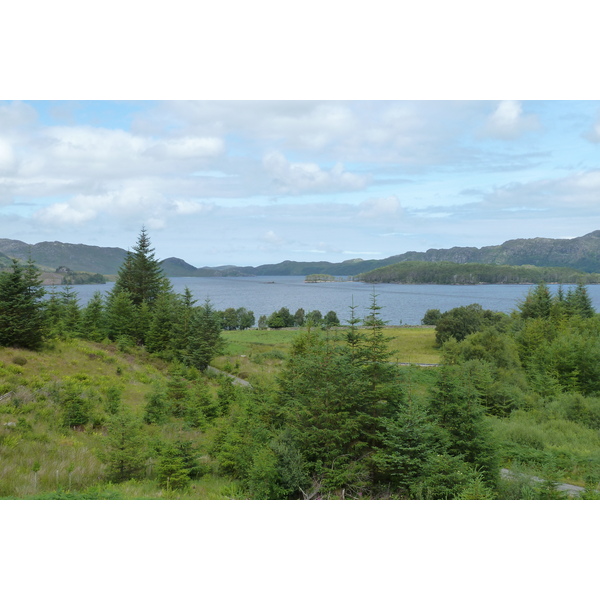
(565, 282, 595, 318)
(101, 408, 147, 482)
(104, 290, 138, 342)
(518, 282, 552, 319)
(157, 443, 191, 491)
(278, 331, 379, 492)
(429, 365, 499, 486)
(373, 398, 439, 496)
(44, 287, 66, 339)
(0, 258, 45, 349)
(184, 299, 225, 370)
(146, 293, 178, 354)
(345, 298, 364, 356)
(112, 227, 171, 307)
(60, 285, 81, 337)
(143, 385, 169, 425)
(171, 287, 196, 360)
(79, 291, 106, 341)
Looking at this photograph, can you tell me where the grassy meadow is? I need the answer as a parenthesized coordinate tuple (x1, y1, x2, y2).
(212, 326, 440, 386)
(3, 323, 600, 498)
(0, 339, 239, 499)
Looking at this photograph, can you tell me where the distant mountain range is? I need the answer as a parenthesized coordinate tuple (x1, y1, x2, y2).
(0, 239, 127, 274)
(2, 230, 600, 277)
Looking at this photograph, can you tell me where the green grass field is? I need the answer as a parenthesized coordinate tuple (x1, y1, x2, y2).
(0, 339, 236, 499)
(212, 326, 440, 385)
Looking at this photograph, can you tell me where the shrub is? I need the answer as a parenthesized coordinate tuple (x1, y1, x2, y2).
(421, 309, 442, 326)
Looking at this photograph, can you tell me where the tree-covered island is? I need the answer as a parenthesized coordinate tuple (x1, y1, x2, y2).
(355, 260, 600, 284)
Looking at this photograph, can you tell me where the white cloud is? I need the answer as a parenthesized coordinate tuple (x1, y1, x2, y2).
(358, 195, 402, 218)
(173, 199, 214, 215)
(480, 101, 540, 140)
(572, 170, 600, 190)
(584, 114, 600, 143)
(0, 139, 16, 174)
(262, 151, 367, 194)
(140, 101, 357, 152)
(34, 201, 97, 226)
(141, 101, 489, 167)
(33, 186, 169, 227)
(413, 168, 600, 223)
(262, 230, 285, 246)
(14, 126, 224, 186)
(0, 101, 37, 133)
(144, 136, 224, 160)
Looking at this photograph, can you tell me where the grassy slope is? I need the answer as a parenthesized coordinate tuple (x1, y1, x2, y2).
(0, 339, 238, 499)
(5, 327, 598, 498)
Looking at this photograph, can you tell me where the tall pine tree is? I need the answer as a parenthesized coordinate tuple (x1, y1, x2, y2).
(0, 258, 45, 349)
(111, 227, 171, 307)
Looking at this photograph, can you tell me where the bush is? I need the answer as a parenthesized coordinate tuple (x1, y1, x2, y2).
(435, 304, 508, 346)
(421, 309, 442, 326)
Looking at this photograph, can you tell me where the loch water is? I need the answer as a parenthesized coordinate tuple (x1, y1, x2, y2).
(53, 276, 600, 326)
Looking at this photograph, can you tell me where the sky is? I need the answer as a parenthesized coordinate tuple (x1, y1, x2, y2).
(1, 99, 600, 267)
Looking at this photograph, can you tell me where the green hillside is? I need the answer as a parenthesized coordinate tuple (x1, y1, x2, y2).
(4, 229, 600, 277)
(356, 261, 600, 285)
(0, 239, 128, 274)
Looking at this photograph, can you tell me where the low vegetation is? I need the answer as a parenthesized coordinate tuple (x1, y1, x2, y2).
(3, 229, 600, 500)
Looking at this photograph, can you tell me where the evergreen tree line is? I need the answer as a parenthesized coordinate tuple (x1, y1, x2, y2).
(0, 229, 224, 371)
(422, 282, 600, 412)
(417, 282, 600, 496)
(358, 260, 600, 285)
(258, 306, 340, 329)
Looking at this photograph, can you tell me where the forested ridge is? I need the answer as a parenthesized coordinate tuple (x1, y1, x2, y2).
(356, 260, 600, 284)
(4, 229, 600, 277)
(2, 229, 600, 499)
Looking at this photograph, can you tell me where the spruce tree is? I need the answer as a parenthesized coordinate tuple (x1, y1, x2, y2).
(100, 408, 147, 482)
(277, 331, 378, 492)
(429, 365, 499, 486)
(79, 291, 106, 341)
(565, 282, 595, 318)
(60, 285, 81, 337)
(518, 282, 552, 319)
(104, 290, 138, 342)
(171, 287, 196, 360)
(373, 398, 439, 496)
(184, 299, 225, 370)
(0, 258, 45, 349)
(44, 286, 66, 339)
(146, 293, 178, 354)
(157, 443, 191, 491)
(112, 227, 171, 307)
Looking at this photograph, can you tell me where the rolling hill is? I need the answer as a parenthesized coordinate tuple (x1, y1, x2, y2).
(3, 230, 600, 277)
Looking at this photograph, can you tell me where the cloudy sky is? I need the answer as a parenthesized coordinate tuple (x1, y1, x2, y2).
(1, 100, 600, 267)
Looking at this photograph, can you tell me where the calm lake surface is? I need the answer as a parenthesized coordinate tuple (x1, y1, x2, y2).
(53, 276, 600, 326)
